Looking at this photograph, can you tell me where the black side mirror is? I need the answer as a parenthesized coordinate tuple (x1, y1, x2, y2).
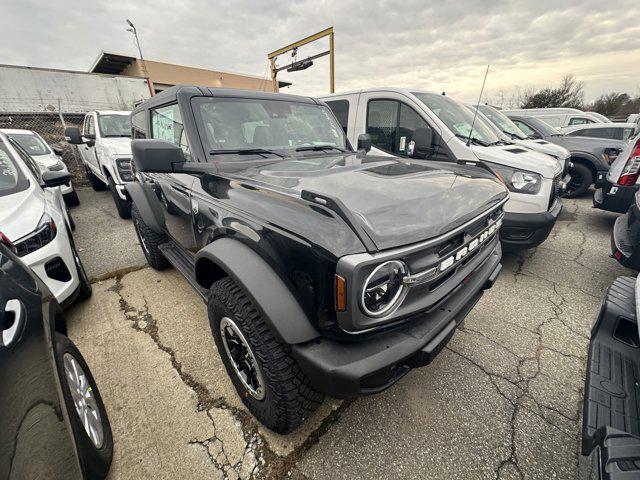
(51, 145, 64, 156)
(132, 139, 186, 173)
(41, 170, 70, 188)
(64, 126, 83, 145)
(357, 134, 371, 153)
(408, 127, 433, 159)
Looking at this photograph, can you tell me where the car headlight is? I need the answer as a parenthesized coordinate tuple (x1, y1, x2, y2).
(484, 162, 542, 194)
(361, 260, 408, 317)
(14, 213, 57, 257)
(115, 158, 133, 182)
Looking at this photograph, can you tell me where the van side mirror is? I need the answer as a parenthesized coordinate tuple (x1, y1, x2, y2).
(64, 126, 83, 145)
(132, 139, 186, 173)
(41, 170, 70, 188)
(408, 128, 433, 159)
(357, 134, 371, 153)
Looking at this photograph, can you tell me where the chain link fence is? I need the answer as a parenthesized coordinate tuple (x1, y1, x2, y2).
(0, 112, 89, 187)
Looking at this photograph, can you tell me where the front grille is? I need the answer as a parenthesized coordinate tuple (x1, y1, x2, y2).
(549, 175, 560, 210)
(44, 257, 71, 282)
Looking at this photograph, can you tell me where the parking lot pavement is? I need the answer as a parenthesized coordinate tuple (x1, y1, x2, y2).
(71, 187, 146, 280)
(66, 194, 632, 479)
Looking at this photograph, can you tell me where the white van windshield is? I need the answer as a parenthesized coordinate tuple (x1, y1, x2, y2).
(477, 105, 528, 140)
(413, 93, 500, 146)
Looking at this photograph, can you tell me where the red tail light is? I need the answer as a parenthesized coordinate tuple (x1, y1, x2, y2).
(619, 140, 640, 186)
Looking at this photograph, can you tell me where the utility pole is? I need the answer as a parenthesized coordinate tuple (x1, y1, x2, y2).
(126, 19, 149, 80)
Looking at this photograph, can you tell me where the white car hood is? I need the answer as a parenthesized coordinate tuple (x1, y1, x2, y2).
(516, 139, 569, 161)
(100, 136, 132, 156)
(0, 185, 44, 240)
(471, 144, 561, 179)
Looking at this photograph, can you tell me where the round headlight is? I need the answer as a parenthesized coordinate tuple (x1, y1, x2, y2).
(361, 260, 408, 317)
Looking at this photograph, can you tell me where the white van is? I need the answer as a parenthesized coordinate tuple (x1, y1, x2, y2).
(505, 108, 609, 128)
(320, 88, 563, 250)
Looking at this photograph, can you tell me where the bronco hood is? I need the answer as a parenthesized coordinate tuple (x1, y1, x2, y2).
(226, 153, 507, 251)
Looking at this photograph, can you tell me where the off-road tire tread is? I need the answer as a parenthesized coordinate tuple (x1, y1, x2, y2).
(209, 277, 324, 434)
(85, 166, 106, 191)
(565, 162, 593, 198)
(131, 205, 170, 270)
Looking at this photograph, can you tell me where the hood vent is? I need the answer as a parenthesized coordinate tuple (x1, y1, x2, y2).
(535, 140, 549, 144)
(505, 148, 528, 154)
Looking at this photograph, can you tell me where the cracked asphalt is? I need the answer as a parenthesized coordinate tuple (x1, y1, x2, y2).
(65, 187, 632, 479)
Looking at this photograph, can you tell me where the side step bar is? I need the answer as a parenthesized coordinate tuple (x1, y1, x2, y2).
(158, 242, 208, 301)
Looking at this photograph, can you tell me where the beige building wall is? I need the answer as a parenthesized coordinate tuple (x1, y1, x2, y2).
(121, 59, 275, 93)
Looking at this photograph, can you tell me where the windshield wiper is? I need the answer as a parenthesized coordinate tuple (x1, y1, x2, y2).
(295, 145, 348, 153)
(209, 148, 285, 158)
(455, 134, 490, 147)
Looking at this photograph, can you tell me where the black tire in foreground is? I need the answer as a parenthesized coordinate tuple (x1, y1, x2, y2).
(208, 277, 324, 434)
(69, 234, 92, 301)
(55, 333, 113, 479)
(131, 205, 170, 270)
(85, 167, 107, 192)
(64, 190, 80, 207)
(564, 163, 593, 198)
(108, 177, 131, 219)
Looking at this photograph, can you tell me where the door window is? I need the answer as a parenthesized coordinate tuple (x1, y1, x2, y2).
(83, 115, 95, 136)
(398, 104, 430, 155)
(325, 100, 349, 134)
(568, 117, 593, 126)
(151, 104, 191, 160)
(367, 100, 399, 153)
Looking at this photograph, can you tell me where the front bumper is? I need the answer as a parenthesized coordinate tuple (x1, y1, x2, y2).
(594, 180, 639, 214)
(581, 276, 640, 478)
(292, 243, 502, 398)
(500, 199, 562, 251)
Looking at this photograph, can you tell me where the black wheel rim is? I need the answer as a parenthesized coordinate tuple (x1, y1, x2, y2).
(219, 317, 266, 400)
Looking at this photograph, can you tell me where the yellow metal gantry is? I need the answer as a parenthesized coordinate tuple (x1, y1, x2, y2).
(268, 27, 335, 93)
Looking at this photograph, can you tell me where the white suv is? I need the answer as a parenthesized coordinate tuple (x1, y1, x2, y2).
(0, 132, 91, 307)
(1, 128, 79, 207)
(322, 88, 563, 250)
(65, 111, 133, 218)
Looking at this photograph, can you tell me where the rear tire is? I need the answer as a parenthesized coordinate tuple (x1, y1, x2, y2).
(85, 166, 107, 192)
(55, 333, 113, 479)
(132, 205, 170, 270)
(208, 277, 324, 434)
(564, 162, 593, 198)
(108, 177, 131, 219)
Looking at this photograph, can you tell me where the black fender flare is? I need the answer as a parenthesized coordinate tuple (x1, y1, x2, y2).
(125, 182, 166, 234)
(195, 238, 320, 345)
(569, 151, 606, 174)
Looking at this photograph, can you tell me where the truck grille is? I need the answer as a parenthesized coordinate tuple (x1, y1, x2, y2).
(549, 175, 560, 210)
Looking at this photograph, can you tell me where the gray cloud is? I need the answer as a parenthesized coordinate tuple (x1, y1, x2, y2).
(1, 0, 639, 102)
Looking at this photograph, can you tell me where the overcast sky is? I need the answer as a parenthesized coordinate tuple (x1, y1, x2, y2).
(2, 0, 639, 104)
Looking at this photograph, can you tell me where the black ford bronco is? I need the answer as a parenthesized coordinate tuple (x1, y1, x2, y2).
(126, 85, 508, 433)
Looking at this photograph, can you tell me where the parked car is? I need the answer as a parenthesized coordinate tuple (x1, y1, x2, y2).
(610, 190, 640, 270)
(506, 107, 610, 128)
(561, 122, 637, 141)
(0, 132, 91, 307)
(322, 89, 562, 251)
(1, 128, 79, 206)
(127, 85, 508, 434)
(581, 274, 640, 479)
(505, 113, 625, 197)
(593, 132, 640, 213)
(64, 111, 133, 218)
(466, 103, 572, 176)
(0, 240, 113, 479)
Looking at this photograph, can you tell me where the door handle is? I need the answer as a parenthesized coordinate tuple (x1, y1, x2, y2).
(1, 299, 25, 349)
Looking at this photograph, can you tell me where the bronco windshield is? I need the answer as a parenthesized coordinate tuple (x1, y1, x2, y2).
(413, 92, 500, 146)
(192, 97, 348, 155)
(477, 105, 528, 140)
(98, 114, 132, 138)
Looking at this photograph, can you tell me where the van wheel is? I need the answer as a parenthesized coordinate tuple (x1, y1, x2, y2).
(85, 167, 106, 191)
(208, 277, 324, 434)
(108, 177, 131, 219)
(132, 205, 170, 270)
(55, 333, 113, 479)
(564, 163, 593, 198)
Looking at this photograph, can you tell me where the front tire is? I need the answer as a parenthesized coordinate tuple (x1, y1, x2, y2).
(85, 166, 107, 192)
(69, 231, 92, 301)
(55, 333, 113, 479)
(108, 177, 131, 219)
(64, 190, 80, 207)
(208, 277, 324, 434)
(564, 163, 593, 198)
(132, 205, 170, 270)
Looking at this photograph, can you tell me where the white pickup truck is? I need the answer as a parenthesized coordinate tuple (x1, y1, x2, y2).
(64, 111, 134, 218)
